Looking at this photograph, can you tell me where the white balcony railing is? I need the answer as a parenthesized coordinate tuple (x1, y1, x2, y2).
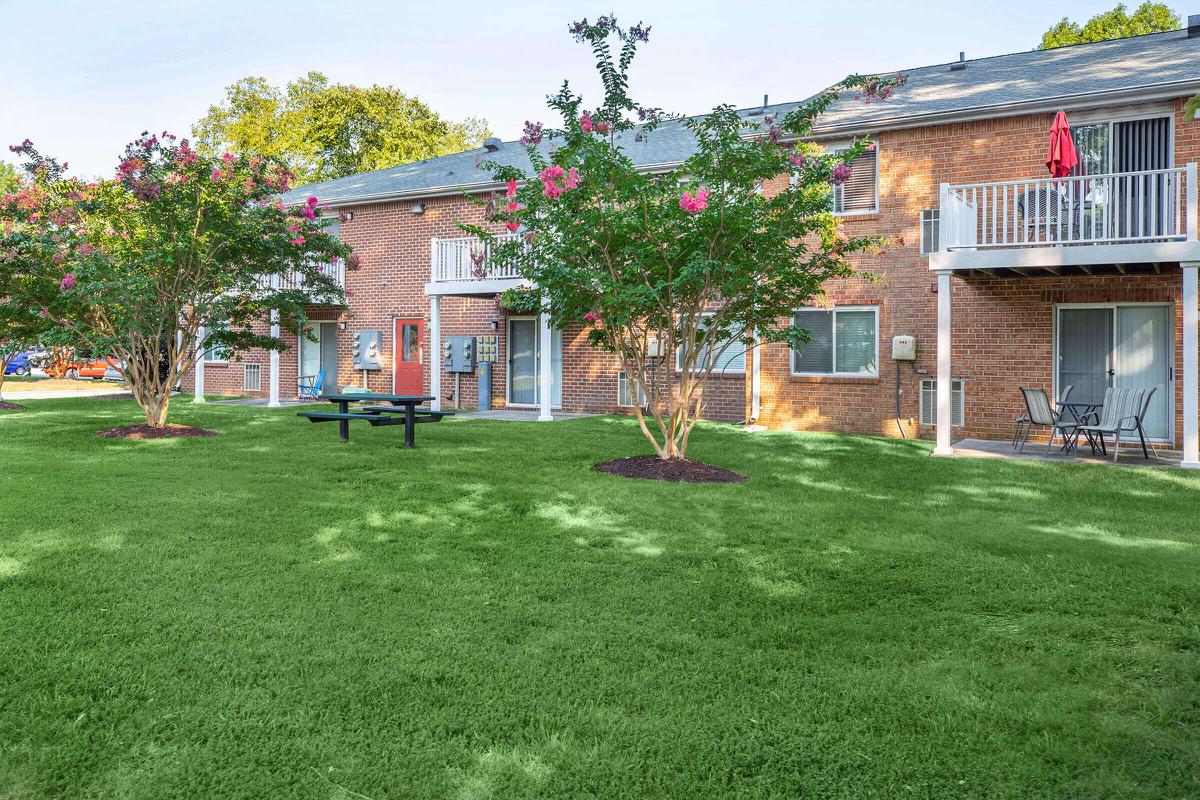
(431, 233, 525, 283)
(939, 164, 1199, 251)
(276, 259, 346, 292)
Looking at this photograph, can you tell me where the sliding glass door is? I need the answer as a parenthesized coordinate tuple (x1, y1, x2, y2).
(1057, 305, 1173, 441)
(507, 318, 562, 407)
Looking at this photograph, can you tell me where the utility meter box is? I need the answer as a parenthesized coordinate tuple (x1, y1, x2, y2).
(353, 330, 383, 370)
(443, 335, 476, 373)
(476, 334, 498, 363)
(645, 336, 666, 358)
(891, 335, 918, 361)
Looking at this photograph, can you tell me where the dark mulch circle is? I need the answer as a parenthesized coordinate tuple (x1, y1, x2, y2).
(96, 424, 218, 440)
(595, 455, 745, 484)
(0, 401, 25, 411)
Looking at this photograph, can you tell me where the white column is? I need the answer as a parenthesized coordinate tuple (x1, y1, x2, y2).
(192, 329, 205, 403)
(749, 328, 761, 423)
(430, 295, 442, 411)
(1182, 263, 1199, 467)
(268, 309, 280, 408)
(538, 312, 553, 421)
(933, 269, 954, 456)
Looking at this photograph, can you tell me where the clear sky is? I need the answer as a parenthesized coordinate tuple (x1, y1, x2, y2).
(0, 0, 1140, 179)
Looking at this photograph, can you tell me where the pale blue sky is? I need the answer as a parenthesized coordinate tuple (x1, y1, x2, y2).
(0, 0, 1145, 179)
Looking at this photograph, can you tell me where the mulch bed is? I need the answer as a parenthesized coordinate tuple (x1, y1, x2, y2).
(96, 424, 218, 440)
(595, 455, 745, 484)
(0, 401, 25, 411)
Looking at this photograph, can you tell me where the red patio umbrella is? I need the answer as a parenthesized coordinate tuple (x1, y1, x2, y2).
(1046, 111, 1078, 178)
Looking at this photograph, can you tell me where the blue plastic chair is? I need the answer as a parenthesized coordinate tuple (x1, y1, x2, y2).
(298, 369, 325, 400)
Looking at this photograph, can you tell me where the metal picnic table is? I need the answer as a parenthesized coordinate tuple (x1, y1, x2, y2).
(298, 393, 446, 448)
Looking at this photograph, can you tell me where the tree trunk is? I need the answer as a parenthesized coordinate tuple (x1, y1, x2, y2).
(144, 390, 171, 427)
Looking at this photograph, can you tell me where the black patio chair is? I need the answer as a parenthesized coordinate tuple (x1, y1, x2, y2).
(1014, 385, 1073, 450)
(1075, 387, 1148, 463)
(1016, 387, 1079, 454)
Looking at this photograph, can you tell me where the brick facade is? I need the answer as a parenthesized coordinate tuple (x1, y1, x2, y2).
(184, 97, 1200, 444)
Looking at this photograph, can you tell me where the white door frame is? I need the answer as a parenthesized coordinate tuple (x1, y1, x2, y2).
(506, 316, 561, 409)
(1053, 301, 1175, 444)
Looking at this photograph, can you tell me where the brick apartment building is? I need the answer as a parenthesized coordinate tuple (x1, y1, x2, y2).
(184, 25, 1200, 465)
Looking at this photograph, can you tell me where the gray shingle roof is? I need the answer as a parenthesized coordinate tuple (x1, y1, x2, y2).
(284, 29, 1200, 207)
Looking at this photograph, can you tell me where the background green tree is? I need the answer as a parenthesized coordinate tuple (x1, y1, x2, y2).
(0, 135, 352, 428)
(0, 161, 22, 196)
(1039, 2, 1180, 49)
(193, 72, 489, 185)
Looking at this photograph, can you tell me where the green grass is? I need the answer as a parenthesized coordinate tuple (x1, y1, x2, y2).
(1, 398, 1198, 799)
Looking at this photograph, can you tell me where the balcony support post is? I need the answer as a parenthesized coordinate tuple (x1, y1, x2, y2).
(430, 295, 442, 411)
(933, 270, 954, 456)
(1189, 163, 1198, 242)
(538, 311, 553, 421)
(268, 309, 281, 408)
(1183, 262, 1200, 467)
(192, 328, 205, 403)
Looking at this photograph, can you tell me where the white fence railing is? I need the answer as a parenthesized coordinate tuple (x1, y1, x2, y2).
(939, 163, 1199, 251)
(275, 259, 346, 292)
(431, 233, 525, 283)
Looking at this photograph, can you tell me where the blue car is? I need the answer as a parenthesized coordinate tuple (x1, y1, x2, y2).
(4, 351, 37, 376)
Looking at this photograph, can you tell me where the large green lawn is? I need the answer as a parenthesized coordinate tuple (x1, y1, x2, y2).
(1, 398, 1198, 799)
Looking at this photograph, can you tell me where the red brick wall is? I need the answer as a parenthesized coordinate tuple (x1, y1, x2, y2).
(756, 98, 1200, 445)
(183, 97, 1200, 441)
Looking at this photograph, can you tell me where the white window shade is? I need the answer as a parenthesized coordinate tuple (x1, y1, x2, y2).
(833, 148, 877, 214)
(834, 311, 876, 374)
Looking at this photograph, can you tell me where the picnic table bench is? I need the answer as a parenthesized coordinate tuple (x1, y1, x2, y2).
(297, 393, 451, 448)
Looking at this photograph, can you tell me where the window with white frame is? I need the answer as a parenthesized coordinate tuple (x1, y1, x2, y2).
(617, 371, 647, 408)
(676, 317, 746, 374)
(832, 146, 878, 214)
(792, 307, 878, 376)
(919, 379, 964, 426)
(202, 322, 230, 363)
(920, 209, 940, 256)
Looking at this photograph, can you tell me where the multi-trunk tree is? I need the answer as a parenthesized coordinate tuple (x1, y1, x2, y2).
(466, 16, 900, 461)
(0, 134, 352, 428)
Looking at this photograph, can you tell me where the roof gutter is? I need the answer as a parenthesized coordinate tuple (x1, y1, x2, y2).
(288, 161, 683, 208)
(804, 79, 1200, 140)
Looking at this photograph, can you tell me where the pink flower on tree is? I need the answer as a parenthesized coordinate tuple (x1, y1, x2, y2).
(679, 189, 709, 213)
(831, 164, 853, 185)
(539, 165, 580, 199)
(583, 311, 602, 322)
(505, 200, 524, 232)
(579, 110, 594, 133)
(505, 179, 518, 198)
(59, 273, 76, 290)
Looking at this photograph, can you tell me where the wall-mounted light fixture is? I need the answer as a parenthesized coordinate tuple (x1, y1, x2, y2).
(340, 210, 353, 222)
(410, 202, 425, 215)
(338, 321, 348, 331)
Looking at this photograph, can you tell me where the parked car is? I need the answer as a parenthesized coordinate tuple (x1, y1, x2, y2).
(103, 361, 126, 381)
(44, 351, 118, 380)
(3, 351, 37, 376)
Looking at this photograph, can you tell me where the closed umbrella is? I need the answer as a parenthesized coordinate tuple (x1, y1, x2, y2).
(1046, 111, 1078, 178)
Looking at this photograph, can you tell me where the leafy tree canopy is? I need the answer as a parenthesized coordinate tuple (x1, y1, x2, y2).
(193, 72, 490, 185)
(0, 135, 352, 427)
(465, 16, 901, 461)
(0, 161, 22, 196)
(1039, 2, 1180, 49)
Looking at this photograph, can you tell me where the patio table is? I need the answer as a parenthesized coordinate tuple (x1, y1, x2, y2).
(1057, 400, 1103, 453)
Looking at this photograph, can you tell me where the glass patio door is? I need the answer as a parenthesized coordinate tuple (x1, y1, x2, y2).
(507, 318, 562, 407)
(1114, 305, 1171, 440)
(1057, 305, 1173, 441)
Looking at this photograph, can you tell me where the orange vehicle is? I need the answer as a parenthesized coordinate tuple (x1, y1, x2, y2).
(43, 348, 118, 380)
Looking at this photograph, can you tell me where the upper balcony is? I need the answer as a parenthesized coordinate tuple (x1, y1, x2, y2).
(930, 164, 1200, 274)
(426, 233, 530, 296)
(263, 259, 346, 303)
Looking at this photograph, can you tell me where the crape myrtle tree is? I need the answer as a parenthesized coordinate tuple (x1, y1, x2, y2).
(0, 135, 353, 428)
(465, 16, 902, 461)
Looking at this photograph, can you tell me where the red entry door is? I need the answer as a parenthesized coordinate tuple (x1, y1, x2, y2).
(392, 318, 424, 395)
